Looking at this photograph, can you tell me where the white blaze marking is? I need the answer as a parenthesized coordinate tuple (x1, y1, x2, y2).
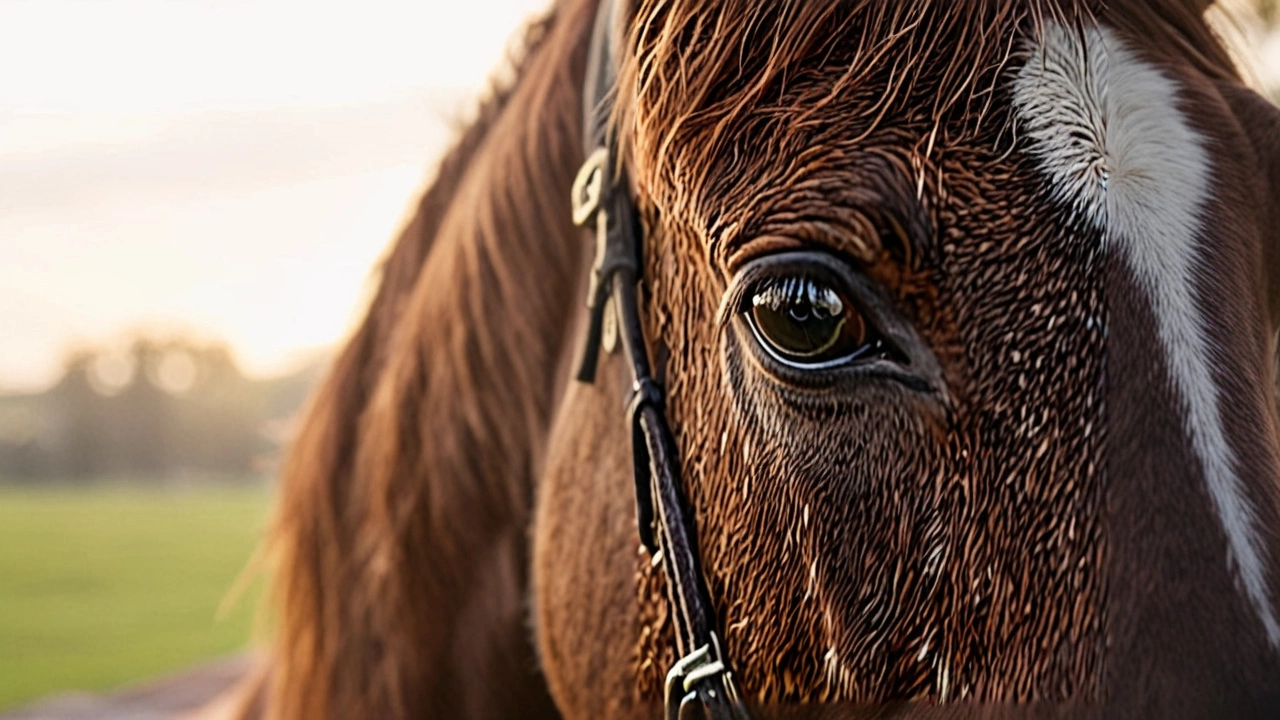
(1013, 23, 1279, 647)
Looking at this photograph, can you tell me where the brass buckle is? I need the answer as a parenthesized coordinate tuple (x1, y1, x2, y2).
(571, 147, 609, 227)
(664, 632, 744, 720)
(571, 146, 620, 358)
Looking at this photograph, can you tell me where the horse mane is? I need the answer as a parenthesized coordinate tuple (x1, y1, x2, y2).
(253, 2, 595, 717)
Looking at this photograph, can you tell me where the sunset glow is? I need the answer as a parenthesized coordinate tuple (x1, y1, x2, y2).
(0, 0, 549, 390)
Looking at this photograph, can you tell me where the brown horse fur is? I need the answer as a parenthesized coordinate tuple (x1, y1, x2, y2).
(232, 1, 1280, 718)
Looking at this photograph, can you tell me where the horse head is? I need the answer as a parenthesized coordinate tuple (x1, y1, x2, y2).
(247, 1, 1280, 718)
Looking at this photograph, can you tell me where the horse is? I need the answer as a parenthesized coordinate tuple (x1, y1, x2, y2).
(222, 0, 1280, 717)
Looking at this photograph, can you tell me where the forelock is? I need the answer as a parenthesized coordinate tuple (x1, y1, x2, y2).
(617, 0, 1085, 200)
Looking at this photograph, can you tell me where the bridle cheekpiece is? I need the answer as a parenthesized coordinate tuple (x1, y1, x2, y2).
(570, 0, 751, 718)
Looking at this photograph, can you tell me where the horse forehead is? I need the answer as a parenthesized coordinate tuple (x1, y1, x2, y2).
(1013, 20, 1280, 647)
(623, 1, 1060, 186)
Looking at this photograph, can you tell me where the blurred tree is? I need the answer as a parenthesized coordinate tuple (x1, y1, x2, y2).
(0, 333, 326, 483)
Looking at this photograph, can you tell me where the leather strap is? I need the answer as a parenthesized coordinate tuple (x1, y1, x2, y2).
(571, 1, 749, 717)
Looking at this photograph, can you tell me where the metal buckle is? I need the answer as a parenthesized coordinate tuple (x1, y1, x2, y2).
(571, 147, 609, 227)
(570, 146, 623, 382)
(664, 632, 744, 720)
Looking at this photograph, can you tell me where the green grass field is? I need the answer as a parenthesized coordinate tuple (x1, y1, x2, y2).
(0, 482, 271, 711)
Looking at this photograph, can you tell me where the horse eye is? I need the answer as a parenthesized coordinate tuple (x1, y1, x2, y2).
(746, 276, 879, 368)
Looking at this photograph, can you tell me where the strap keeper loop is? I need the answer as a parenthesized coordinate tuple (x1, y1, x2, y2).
(628, 376, 664, 554)
(627, 377, 664, 421)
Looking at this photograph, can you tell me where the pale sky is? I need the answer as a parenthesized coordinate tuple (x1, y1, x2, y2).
(0, 0, 549, 391)
(1, 1, 1277, 393)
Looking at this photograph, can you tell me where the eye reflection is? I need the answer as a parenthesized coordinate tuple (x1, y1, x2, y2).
(746, 276, 875, 368)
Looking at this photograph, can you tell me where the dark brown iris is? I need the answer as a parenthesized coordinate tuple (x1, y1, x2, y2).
(748, 277, 869, 366)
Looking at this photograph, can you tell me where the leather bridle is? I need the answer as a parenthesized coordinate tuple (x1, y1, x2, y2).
(570, 1, 751, 718)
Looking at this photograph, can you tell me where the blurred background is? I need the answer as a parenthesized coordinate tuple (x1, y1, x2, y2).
(0, 0, 548, 715)
(0, 0, 1277, 716)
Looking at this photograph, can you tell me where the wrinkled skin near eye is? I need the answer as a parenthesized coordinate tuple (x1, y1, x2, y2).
(744, 272, 895, 370)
